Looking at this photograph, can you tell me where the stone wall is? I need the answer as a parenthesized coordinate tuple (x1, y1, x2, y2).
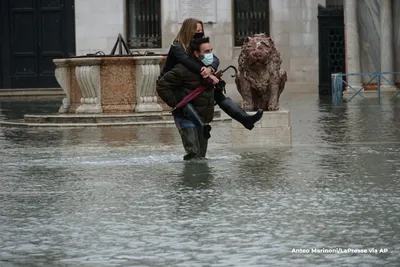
(268, 0, 325, 91)
(74, 0, 324, 93)
(75, 0, 125, 56)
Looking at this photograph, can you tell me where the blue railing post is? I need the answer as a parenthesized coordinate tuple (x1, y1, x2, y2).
(377, 72, 381, 104)
(330, 71, 400, 103)
(331, 73, 340, 104)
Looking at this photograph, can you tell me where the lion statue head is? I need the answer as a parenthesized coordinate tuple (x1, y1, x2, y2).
(238, 33, 283, 93)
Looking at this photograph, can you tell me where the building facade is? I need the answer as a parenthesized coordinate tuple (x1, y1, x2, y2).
(1, 0, 328, 92)
(75, 0, 325, 92)
(344, 0, 400, 88)
(5, 0, 397, 95)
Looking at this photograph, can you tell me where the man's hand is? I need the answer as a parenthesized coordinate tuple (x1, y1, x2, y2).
(209, 74, 219, 85)
(200, 67, 212, 78)
(213, 70, 223, 79)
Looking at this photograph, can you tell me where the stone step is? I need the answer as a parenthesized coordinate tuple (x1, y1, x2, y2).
(23, 110, 222, 124)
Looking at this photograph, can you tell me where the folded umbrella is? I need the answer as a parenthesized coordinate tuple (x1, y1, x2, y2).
(172, 65, 237, 111)
(172, 76, 215, 110)
(174, 85, 207, 109)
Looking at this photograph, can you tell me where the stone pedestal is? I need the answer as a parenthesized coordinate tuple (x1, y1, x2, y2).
(53, 55, 167, 114)
(231, 110, 292, 148)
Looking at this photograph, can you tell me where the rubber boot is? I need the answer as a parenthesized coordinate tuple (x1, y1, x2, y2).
(180, 126, 201, 161)
(217, 97, 263, 130)
(199, 136, 208, 158)
(183, 103, 212, 139)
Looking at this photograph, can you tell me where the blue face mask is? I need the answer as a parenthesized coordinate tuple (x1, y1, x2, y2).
(201, 53, 213, 66)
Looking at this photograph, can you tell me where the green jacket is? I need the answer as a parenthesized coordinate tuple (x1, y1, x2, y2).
(156, 64, 215, 123)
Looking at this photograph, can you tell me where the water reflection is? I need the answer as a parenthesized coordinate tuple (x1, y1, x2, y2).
(179, 161, 214, 190)
(0, 99, 61, 120)
(232, 148, 289, 190)
(0, 165, 75, 266)
(172, 161, 216, 218)
(317, 96, 350, 145)
(391, 97, 400, 121)
(1, 94, 400, 266)
(157, 127, 178, 146)
(1, 128, 64, 147)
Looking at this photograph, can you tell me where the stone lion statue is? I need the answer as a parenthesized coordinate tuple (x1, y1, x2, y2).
(235, 33, 287, 111)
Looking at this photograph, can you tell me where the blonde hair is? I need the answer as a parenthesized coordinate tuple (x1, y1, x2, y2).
(173, 18, 204, 51)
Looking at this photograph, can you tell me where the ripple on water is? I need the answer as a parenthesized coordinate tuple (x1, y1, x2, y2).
(1, 95, 400, 266)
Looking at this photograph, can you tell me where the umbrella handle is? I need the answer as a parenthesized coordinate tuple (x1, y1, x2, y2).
(219, 65, 238, 77)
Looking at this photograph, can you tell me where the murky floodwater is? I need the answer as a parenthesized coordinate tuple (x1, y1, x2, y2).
(0, 94, 399, 267)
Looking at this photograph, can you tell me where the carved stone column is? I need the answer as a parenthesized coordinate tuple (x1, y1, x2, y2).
(54, 59, 71, 113)
(380, 0, 394, 89)
(394, 0, 400, 85)
(74, 58, 103, 114)
(134, 56, 163, 113)
(344, 0, 361, 87)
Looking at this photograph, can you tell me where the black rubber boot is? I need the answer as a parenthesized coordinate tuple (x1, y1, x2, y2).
(199, 136, 208, 158)
(180, 126, 201, 161)
(217, 97, 263, 130)
(183, 103, 212, 139)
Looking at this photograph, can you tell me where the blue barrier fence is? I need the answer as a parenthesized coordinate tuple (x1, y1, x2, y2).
(331, 72, 400, 104)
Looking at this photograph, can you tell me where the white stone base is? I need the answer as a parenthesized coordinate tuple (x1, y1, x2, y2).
(58, 98, 70, 114)
(75, 104, 103, 114)
(135, 103, 163, 113)
(231, 110, 292, 148)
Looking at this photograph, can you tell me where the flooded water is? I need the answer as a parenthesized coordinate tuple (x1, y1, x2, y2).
(0, 94, 399, 267)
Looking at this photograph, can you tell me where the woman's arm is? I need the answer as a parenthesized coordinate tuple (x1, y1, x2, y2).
(170, 43, 221, 76)
(170, 44, 203, 74)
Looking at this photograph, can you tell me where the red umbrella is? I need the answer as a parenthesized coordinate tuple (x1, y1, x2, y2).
(174, 85, 208, 109)
(172, 65, 237, 110)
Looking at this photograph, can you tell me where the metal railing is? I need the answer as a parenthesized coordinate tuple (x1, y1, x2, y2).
(127, 0, 162, 49)
(331, 72, 400, 104)
(233, 0, 269, 46)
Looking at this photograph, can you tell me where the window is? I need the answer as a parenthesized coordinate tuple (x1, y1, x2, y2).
(233, 0, 269, 47)
(127, 0, 161, 49)
(326, 0, 343, 7)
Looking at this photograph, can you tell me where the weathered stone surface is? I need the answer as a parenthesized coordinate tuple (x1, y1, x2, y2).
(53, 55, 171, 114)
(235, 33, 287, 111)
(100, 57, 136, 113)
(231, 110, 292, 148)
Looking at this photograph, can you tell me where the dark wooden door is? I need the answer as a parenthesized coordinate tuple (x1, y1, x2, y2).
(0, 0, 75, 89)
(317, 4, 345, 96)
(0, 1, 4, 88)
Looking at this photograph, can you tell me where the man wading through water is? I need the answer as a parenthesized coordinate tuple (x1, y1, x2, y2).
(157, 37, 218, 160)
(160, 18, 263, 131)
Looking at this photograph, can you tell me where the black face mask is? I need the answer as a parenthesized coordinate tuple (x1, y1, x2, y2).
(193, 32, 204, 39)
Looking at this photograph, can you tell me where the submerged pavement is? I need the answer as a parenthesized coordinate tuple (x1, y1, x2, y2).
(0, 93, 399, 266)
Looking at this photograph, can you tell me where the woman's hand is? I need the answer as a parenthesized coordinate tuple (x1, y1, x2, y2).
(208, 74, 219, 85)
(200, 67, 212, 78)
